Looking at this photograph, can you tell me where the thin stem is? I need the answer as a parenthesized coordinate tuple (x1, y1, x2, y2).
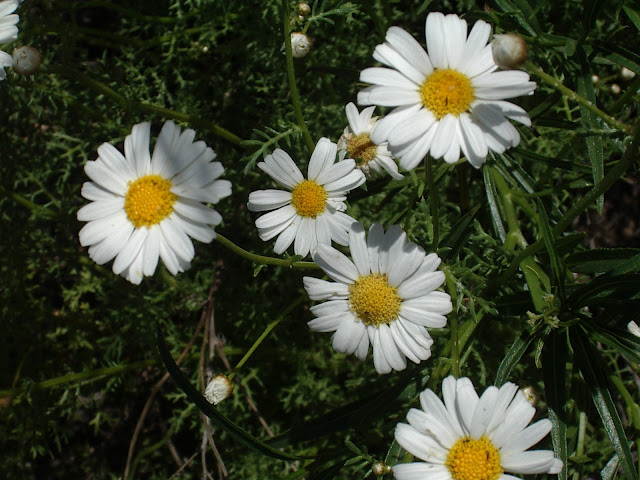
(214, 233, 321, 270)
(425, 155, 440, 249)
(1, 187, 58, 219)
(526, 61, 630, 134)
(444, 267, 460, 378)
(281, 0, 315, 154)
(231, 294, 307, 377)
(43, 66, 244, 146)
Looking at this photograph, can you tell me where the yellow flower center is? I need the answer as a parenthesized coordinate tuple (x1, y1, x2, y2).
(420, 68, 475, 119)
(445, 436, 503, 480)
(290, 179, 327, 218)
(346, 133, 378, 166)
(124, 174, 177, 228)
(348, 273, 401, 326)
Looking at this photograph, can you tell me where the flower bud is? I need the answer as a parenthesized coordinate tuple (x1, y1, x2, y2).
(290, 32, 311, 58)
(372, 461, 392, 476)
(204, 374, 233, 405)
(621, 67, 636, 80)
(491, 33, 528, 69)
(611, 83, 621, 94)
(628, 320, 640, 338)
(521, 385, 540, 407)
(12, 46, 42, 76)
(296, 3, 311, 16)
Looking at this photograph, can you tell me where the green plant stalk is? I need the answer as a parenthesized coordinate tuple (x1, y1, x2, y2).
(214, 234, 321, 270)
(526, 61, 630, 133)
(425, 155, 440, 249)
(499, 124, 640, 283)
(610, 375, 640, 430)
(231, 294, 307, 377)
(571, 411, 588, 480)
(44, 66, 244, 146)
(490, 168, 548, 312)
(1, 187, 58, 219)
(443, 267, 460, 378)
(281, 0, 315, 154)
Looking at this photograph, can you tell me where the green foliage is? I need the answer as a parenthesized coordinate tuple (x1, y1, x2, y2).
(1, 0, 640, 479)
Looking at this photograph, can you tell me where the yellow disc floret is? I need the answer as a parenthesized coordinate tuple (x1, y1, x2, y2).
(291, 179, 327, 218)
(420, 69, 475, 119)
(445, 436, 503, 480)
(349, 273, 402, 326)
(124, 174, 177, 228)
(346, 133, 378, 166)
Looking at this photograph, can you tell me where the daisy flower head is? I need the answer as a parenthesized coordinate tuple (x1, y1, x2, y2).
(394, 375, 563, 480)
(337, 102, 403, 180)
(247, 137, 365, 258)
(358, 12, 536, 170)
(0, 0, 19, 81)
(303, 222, 452, 374)
(77, 120, 232, 285)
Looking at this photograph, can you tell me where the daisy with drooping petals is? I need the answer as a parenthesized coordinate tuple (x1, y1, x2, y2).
(394, 375, 563, 480)
(337, 102, 403, 180)
(247, 137, 365, 258)
(0, 0, 19, 80)
(78, 120, 232, 285)
(303, 222, 452, 374)
(358, 12, 536, 170)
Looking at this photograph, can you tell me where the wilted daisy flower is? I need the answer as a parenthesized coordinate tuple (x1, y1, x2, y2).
(358, 12, 536, 170)
(303, 222, 452, 374)
(78, 121, 231, 284)
(247, 137, 365, 258)
(394, 375, 563, 480)
(338, 102, 403, 180)
(0, 0, 19, 80)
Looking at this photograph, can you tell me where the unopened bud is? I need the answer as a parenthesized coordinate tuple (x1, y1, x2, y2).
(591, 75, 599, 84)
(12, 46, 42, 76)
(296, 3, 311, 16)
(611, 83, 621, 94)
(621, 67, 636, 80)
(491, 33, 528, 69)
(372, 461, 392, 476)
(521, 385, 540, 407)
(204, 374, 233, 405)
(289, 32, 311, 58)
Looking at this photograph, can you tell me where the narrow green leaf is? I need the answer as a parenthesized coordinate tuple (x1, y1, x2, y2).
(595, 41, 640, 76)
(573, 328, 637, 480)
(496, 331, 538, 386)
(493, 0, 538, 35)
(567, 273, 640, 308)
(576, 48, 604, 212)
(600, 454, 620, 480)
(609, 252, 640, 275)
(588, 326, 640, 365)
(623, 5, 640, 32)
(156, 324, 305, 461)
(439, 204, 480, 261)
(583, 0, 606, 30)
(536, 199, 565, 301)
(542, 333, 569, 480)
(566, 248, 640, 273)
(483, 166, 507, 243)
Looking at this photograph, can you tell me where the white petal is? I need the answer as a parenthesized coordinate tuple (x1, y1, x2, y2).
(112, 227, 148, 275)
(392, 463, 451, 480)
(387, 110, 436, 147)
(303, 277, 349, 300)
(308, 137, 337, 180)
(426, 12, 447, 69)
(373, 43, 427, 85)
(360, 66, 420, 89)
(395, 423, 448, 463)
(313, 243, 359, 284)
(429, 115, 458, 159)
(371, 328, 392, 374)
(332, 317, 366, 355)
(259, 150, 304, 189)
(444, 14, 467, 70)
(247, 189, 292, 212)
(385, 26, 433, 76)
(501, 450, 557, 474)
(459, 20, 492, 76)
(379, 323, 406, 371)
(500, 419, 552, 456)
(370, 104, 422, 144)
(125, 122, 151, 178)
(349, 222, 370, 276)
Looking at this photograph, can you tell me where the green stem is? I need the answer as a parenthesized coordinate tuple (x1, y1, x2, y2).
(428, 318, 480, 390)
(281, 0, 315, 154)
(44, 66, 244, 146)
(1, 186, 58, 219)
(426, 155, 440, 249)
(499, 124, 640, 283)
(444, 267, 460, 378)
(214, 233, 321, 270)
(526, 61, 630, 134)
(231, 294, 307, 377)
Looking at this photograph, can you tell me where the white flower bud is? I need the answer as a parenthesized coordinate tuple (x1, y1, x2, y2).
(372, 461, 392, 476)
(628, 320, 640, 338)
(521, 385, 540, 407)
(204, 374, 233, 405)
(289, 32, 311, 58)
(491, 33, 528, 69)
(621, 67, 636, 80)
(12, 46, 42, 76)
(611, 83, 621, 94)
(296, 3, 311, 16)
(591, 74, 599, 84)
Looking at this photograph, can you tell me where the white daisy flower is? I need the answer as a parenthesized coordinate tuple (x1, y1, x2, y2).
(247, 137, 365, 258)
(337, 102, 403, 180)
(394, 375, 563, 480)
(0, 0, 19, 81)
(303, 222, 452, 374)
(358, 12, 536, 170)
(77, 120, 232, 285)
